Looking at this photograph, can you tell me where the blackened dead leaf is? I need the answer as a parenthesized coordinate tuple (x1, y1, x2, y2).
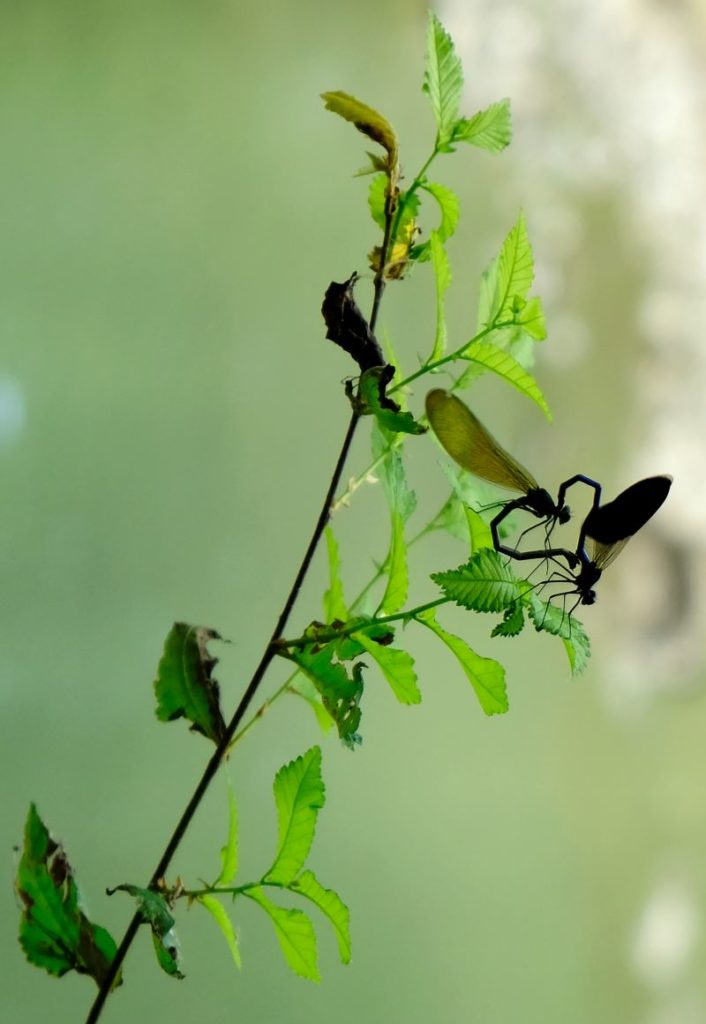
(321, 274, 384, 372)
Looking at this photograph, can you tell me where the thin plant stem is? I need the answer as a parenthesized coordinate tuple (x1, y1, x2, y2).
(84, 178, 400, 1024)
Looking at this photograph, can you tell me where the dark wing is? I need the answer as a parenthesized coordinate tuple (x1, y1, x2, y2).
(586, 535, 632, 572)
(582, 475, 672, 545)
(425, 389, 538, 495)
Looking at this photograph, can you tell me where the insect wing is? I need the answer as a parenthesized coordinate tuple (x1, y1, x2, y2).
(585, 535, 631, 573)
(425, 389, 538, 495)
(583, 475, 672, 545)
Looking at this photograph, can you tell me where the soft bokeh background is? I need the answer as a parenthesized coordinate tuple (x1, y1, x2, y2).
(3, 2, 706, 1022)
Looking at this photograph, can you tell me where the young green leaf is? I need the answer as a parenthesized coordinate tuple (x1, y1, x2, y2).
(449, 98, 512, 153)
(197, 895, 241, 969)
(323, 526, 348, 623)
(108, 883, 184, 980)
(411, 182, 460, 262)
(288, 675, 335, 734)
(153, 623, 226, 744)
(284, 645, 363, 745)
(464, 505, 494, 553)
(380, 511, 408, 614)
(245, 887, 320, 982)
(417, 609, 508, 715)
(528, 597, 591, 675)
(491, 602, 526, 638)
(16, 804, 120, 988)
(428, 230, 451, 362)
(368, 173, 387, 229)
(423, 12, 463, 149)
(486, 211, 534, 326)
(290, 869, 351, 965)
(321, 91, 398, 169)
(215, 784, 238, 888)
(351, 631, 421, 704)
(513, 294, 546, 340)
(461, 340, 552, 420)
(265, 746, 325, 886)
(432, 548, 521, 613)
(355, 366, 427, 435)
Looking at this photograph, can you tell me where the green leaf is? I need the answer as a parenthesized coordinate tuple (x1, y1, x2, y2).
(515, 295, 546, 340)
(16, 804, 120, 988)
(380, 511, 408, 614)
(423, 12, 463, 149)
(449, 98, 512, 153)
(108, 883, 184, 980)
(372, 423, 418, 521)
(417, 609, 508, 715)
(351, 631, 421, 704)
(368, 173, 387, 229)
(265, 747, 325, 885)
(461, 340, 552, 421)
(290, 869, 351, 965)
(491, 602, 526, 637)
(288, 674, 335, 734)
(464, 505, 493, 553)
(412, 182, 460, 261)
(284, 645, 363, 746)
(323, 526, 348, 623)
(153, 623, 226, 744)
(356, 366, 427, 435)
(372, 423, 417, 615)
(321, 91, 398, 168)
(431, 548, 521, 612)
(528, 598, 591, 675)
(215, 784, 238, 887)
(197, 895, 241, 969)
(151, 927, 184, 979)
(428, 230, 451, 362)
(487, 211, 534, 326)
(246, 887, 320, 982)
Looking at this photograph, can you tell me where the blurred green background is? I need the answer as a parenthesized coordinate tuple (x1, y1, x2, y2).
(3, 2, 706, 1022)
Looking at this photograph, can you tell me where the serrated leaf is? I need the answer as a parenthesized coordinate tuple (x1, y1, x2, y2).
(356, 365, 427, 435)
(285, 646, 363, 745)
(417, 609, 508, 715)
(528, 598, 591, 675)
(380, 511, 408, 614)
(215, 785, 238, 887)
(449, 98, 512, 153)
(488, 211, 534, 325)
(491, 602, 526, 637)
(153, 623, 226, 744)
(464, 505, 493, 553)
(265, 747, 325, 885)
(290, 870, 351, 965)
(197, 895, 241, 968)
(109, 883, 184, 979)
(352, 632, 420, 704)
(423, 12, 463, 148)
(431, 548, 520, 612)
(246, 887, 320, 982)
(428, 231, 451, 362)
(515, 295, 547, 340)
(412, 182, 460, 262)
(461, 341, 552, 420)
(16, 804, 120, 988)
(323, 526, 348, 623)
(288, 675, 335, 734)
(372, 422, 417, 520)
(321, 91, 398, 167)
